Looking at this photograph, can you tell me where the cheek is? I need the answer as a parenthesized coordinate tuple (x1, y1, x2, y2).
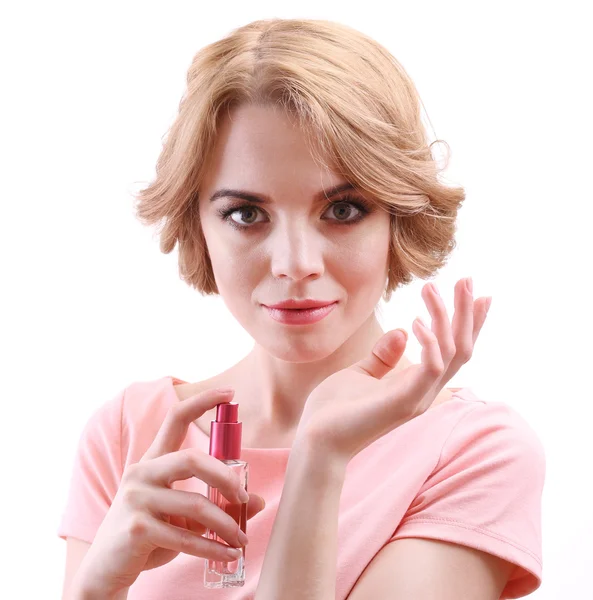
(334, 224, 390, 288)
(200, 217, 255, 291)
(338, 250, 389, 304)
(210, 252, 255, 295)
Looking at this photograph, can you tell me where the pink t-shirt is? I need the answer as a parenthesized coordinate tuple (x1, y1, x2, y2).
(57, 376, 545, 599)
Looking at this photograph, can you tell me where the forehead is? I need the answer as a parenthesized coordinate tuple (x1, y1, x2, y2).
(200, 104, 343, 194)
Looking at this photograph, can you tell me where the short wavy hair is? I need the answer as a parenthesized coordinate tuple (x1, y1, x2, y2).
(132, 18, 464, 303)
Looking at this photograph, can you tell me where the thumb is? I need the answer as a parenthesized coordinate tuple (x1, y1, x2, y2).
(247, 494, 266, 518)
(353, 329, 408, 379)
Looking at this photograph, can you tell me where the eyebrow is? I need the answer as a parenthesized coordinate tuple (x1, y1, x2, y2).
(209, 182, 356, 204)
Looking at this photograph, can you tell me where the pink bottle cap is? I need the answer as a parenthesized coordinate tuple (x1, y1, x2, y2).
(209, 401, 242, 460)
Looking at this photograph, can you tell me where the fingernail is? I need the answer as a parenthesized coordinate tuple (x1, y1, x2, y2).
(430, 283, 440, 296)
(215, 387, 234, 395)
(226, 546, 243, 558)
(466, 277, 473, 294)
(238, 530, 249, 546)
(416, 316, 428, 329)
(485, 297, 492, 313)
(238, 487, 249, 503)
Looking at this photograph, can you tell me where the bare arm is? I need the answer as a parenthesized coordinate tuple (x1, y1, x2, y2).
(254, 436, 513, 600)
(62, 537, 128, 600)
(254, 438, 346, 599)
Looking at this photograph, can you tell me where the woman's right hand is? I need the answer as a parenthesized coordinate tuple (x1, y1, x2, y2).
(73, 387, 264, 596)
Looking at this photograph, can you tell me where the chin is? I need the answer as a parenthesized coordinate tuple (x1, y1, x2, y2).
(261, 331, 345, 364)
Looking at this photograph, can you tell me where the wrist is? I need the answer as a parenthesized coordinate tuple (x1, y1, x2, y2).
(69, 567, 128, 600)
(291, 432, 349, 482)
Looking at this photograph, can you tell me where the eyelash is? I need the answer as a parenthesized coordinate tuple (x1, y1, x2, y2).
(216, 195, 374, 231)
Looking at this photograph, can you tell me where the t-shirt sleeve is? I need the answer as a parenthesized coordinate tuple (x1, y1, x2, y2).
(390, 402, 545, 599)
(57, 387, 125, 544)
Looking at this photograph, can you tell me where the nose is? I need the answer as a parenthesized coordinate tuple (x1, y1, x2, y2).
(269, 220, 324, 282)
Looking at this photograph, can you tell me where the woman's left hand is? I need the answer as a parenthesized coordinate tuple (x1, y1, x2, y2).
(295, 277, 492, 464)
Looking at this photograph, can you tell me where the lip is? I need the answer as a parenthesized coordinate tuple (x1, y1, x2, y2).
(265, 299, 336, 310)
(263, 301, 338, 325)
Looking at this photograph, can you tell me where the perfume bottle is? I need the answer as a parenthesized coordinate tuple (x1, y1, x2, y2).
(204, 401, 249, 588)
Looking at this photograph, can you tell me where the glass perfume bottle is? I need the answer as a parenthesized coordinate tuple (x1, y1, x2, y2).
(204, 401, 249, 588)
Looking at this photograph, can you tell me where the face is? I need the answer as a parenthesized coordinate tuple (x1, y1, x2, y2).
(198, 103, 391, 362)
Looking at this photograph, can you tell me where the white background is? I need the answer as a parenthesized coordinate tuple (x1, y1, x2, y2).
(1, 2, 591, 598)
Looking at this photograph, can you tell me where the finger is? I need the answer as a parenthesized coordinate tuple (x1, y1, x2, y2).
(181, 494, 265, 536)
(140, 515, 244, 562)
(471, 296, 491, 346)
(167, 513, 204, 537)
(377, 319, 443, 421)
(144, 487, 247, 549)
(142, 388, 235, 461)
(449, 278, 475, 369)
(438, 279, 479, 387)
(167, 513, 191, 532)
(220, 493, 266, 522)
(143, 449, 248, 505)
(420, 281, 464, 400)
(219, 493, 266, 525)
(246, 493, 266, 516)
(421, 282, 456, 366)
(412, 316, 445, 395)
(353, 329, 408, 379)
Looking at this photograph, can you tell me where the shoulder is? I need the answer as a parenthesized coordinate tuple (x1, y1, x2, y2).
(91, 374, 219, 437)
(102, 376, 192, 462)
(418, 389, 547, 518)
(388, 391, 546, 597)
(80, 377, 172, 435)
(121, 374, 226, 449)
(122, 374, 200, 417)
(441, 390, 546, 471)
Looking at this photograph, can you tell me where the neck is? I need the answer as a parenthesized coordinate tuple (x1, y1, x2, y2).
(236, 311, 412, 435)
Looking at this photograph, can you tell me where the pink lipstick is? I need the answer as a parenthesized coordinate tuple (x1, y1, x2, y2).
(263, 301, 338, 325)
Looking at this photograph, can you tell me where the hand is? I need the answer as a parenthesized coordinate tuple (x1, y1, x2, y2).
(75, 388, 265, 595)
(295, 278, 491, 463)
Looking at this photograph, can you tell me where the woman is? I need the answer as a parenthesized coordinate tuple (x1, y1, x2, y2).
(58, 18, 545, 599)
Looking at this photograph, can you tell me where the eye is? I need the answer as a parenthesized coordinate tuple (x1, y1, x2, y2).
(322, 197, 369, 223)
(217, 194, 373, 231)
(226, 206, 266, 227)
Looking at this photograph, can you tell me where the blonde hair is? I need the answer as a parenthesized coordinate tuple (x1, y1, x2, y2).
(133, 18, 464, 303)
